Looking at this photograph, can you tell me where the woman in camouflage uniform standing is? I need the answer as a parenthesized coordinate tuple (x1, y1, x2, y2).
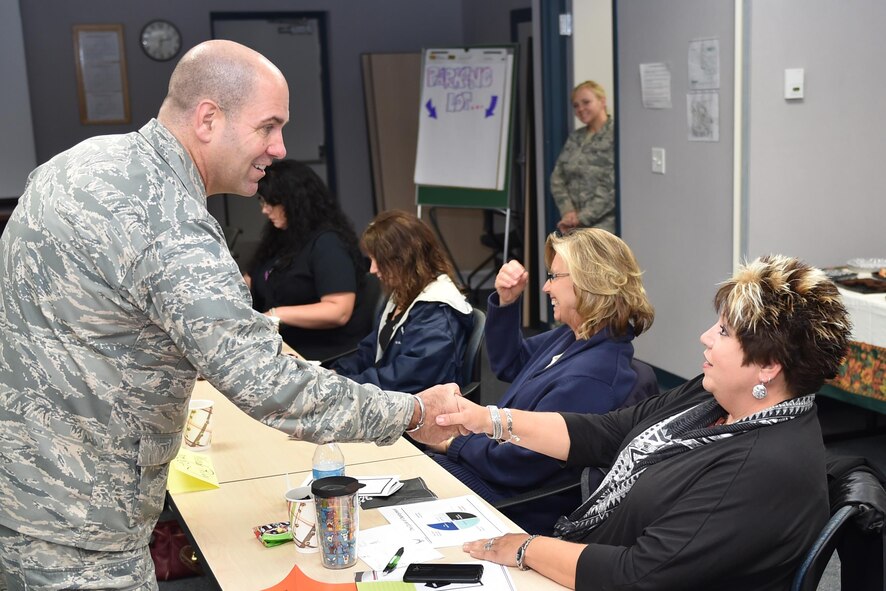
(550, 80, 615, 235)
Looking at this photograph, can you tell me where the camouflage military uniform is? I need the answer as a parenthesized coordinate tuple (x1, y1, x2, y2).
(550, 116, 615, 232)
(0, 523, 156, 590)
(0, 120, 414, 580)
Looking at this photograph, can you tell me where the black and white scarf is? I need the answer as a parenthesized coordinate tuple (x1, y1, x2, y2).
(553, 395, 815, 541)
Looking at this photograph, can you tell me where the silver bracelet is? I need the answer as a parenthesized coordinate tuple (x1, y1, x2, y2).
(503, 408, 520, 443)
(405, 396, 425, 433)
(486, 405, 503, 440)
(516, 534, 539, 571)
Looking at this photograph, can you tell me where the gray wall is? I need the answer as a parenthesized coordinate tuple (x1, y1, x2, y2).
(17, 0, 468, 232)
(462, 0, 529, 44)
(617, 0, 735, 379)
(0, 0, 36, 199)
(745, 0, 886, 266)
(618, 0, 886, 380)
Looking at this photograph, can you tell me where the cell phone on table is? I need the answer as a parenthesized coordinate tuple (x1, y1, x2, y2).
(403, 563, 484, 584)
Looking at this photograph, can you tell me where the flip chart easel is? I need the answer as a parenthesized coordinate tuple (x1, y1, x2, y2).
(414, 46, 518, 287)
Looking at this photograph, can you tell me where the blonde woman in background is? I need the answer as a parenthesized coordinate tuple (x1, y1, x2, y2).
(551, 80, 614, 234)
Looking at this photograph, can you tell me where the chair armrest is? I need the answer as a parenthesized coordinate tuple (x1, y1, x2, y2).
(461, 381, 481, 403)
(319, 347, 357, 369)
(492, 478, 581, 510)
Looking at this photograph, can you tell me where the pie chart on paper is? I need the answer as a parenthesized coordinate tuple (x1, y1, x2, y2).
(427, 511, 480, 531)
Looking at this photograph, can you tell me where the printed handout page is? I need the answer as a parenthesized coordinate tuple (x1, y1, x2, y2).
(378, 495, 510, 548)
(688, 37, 720, 90)
(639, 62, 672, 109)
(357, 524, 442, 574)
(687, 91, 719, 142)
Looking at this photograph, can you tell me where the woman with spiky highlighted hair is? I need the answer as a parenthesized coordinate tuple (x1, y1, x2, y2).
(439, 255, 851, 591)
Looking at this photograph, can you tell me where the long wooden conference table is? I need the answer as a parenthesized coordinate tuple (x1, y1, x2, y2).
(168, 379, 568, 590)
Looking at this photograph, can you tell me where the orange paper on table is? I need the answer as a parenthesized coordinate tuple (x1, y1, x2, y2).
(167, 447, 220, 493)
(261, 564, 356, 591)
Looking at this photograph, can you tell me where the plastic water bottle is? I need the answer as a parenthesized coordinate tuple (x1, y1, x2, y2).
(312, 442, 345, 481)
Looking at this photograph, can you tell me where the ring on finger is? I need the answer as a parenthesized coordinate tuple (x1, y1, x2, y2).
(483, 538, 495, 550)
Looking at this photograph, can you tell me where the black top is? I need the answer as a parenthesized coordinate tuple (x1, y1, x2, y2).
(563, 375, 829, 591)
(250, 231, 373, 361)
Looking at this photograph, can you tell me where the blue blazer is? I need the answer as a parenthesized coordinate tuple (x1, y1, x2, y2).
(433, 292, 639, 535)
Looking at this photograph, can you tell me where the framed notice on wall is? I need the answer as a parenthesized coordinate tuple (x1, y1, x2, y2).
(72, 24, 131, 125)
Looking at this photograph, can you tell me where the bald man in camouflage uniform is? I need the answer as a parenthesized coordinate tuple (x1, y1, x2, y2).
(0, 40, 458, 590)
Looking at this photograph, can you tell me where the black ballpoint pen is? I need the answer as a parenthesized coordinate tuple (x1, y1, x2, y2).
(383, 546, 405, 574)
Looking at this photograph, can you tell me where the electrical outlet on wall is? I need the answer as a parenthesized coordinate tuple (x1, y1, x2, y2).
(652, 147, 666, 174)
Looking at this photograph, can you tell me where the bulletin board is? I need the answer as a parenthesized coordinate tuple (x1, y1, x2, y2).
(414, 46, 517, 209)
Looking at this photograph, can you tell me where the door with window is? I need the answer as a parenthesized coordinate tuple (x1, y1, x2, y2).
(210, 13, 334, 269)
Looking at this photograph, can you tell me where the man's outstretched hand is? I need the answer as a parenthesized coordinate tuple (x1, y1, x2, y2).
(409, 383, 463, 445)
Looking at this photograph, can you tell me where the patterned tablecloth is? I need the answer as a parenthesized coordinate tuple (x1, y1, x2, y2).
(824, 288, 886, 413)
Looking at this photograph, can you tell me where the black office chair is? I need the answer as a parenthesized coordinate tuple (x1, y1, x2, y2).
(362, 272, 386, 320)
(493, 359, 660, 511)
(460, 307, 487, 402)
(319, 273, 385, 368)
(791, 464, 886, 591)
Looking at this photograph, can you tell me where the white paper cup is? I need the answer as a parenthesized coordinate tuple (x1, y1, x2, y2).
(183, 399, 214, 451)
(285, 486, 318, 553)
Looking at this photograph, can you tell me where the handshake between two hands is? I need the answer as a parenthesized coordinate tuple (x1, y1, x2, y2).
(408, 383, 490, 446)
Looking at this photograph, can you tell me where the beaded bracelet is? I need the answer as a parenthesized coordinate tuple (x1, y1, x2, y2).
(485, 405, 503, 440)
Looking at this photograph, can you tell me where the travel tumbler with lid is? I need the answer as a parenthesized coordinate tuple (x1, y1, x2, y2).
(312, 476, 364, 569)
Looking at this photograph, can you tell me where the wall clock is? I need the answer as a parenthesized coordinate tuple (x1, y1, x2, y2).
(140, 19, 182, 62)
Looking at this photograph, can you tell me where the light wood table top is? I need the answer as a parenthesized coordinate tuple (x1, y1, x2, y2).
(170, 454, 567, 591)
(191, 380, 425, 484)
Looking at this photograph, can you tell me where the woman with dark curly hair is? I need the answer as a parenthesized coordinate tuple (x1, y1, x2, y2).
(245, 160, 373, 361)
(331, 210, 474, 394)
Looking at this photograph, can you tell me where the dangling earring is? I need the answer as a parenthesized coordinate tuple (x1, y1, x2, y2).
(752, 379, 769, 400)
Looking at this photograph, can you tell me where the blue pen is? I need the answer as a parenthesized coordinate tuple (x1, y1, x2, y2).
(383, 546, 405, 574)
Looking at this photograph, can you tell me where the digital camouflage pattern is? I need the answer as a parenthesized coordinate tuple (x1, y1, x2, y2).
(0, 119, 414, 552)
(550, 116, 615, 232)
(0, 524, 157, 590)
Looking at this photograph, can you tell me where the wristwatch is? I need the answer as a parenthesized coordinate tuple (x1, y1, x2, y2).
(515, 534, 539, 571)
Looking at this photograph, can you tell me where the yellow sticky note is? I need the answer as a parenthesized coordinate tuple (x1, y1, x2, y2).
(167, 447, 220, 493)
